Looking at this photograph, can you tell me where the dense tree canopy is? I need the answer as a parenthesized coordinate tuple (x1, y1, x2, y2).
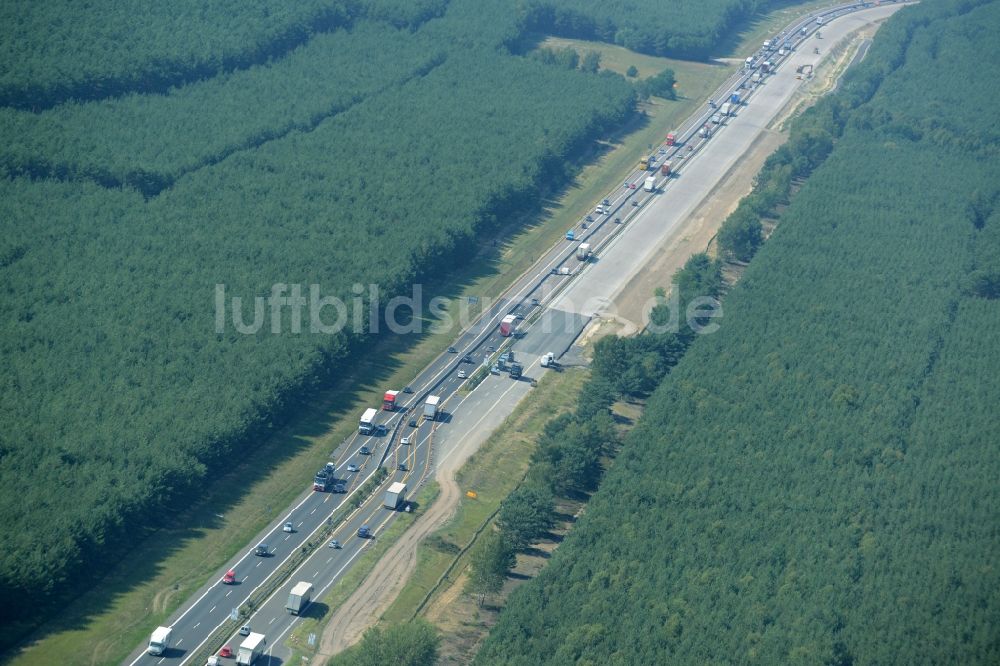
(327, 619, 439, 666)
(476, 1, 1000, 663)
(0, 0, 638, 637)
(0, 0, 454, 109)
(519, 0, 774, 59)
(467, 530, 517, 605)
(0, 21, 449, 195)
(0, 0, 813, 647)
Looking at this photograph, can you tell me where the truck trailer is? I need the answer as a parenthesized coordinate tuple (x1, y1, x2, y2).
(499, 314, 517, 337)
(576, 243, 592, 261)
(147, 626, 172, 656)
(359, 407, 377, 435)
(286, 582, 313, 615)
(384, 481, 407, 510)
(644, 176, 657, 192)
(237, 633, 266, 666)
(423, 395, 441, 420)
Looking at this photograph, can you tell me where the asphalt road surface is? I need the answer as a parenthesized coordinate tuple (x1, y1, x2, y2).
(124, 3, 905, 664)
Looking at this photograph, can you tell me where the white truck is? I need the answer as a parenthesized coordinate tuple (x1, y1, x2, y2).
(423, 395, 441, 420)
(286, 581, 313, 615)
(359, 407, 377, 435)
(384, 481, 407, 510)
(237, 633, 266, 666)
(540, 352, 555, 368)
(147, 626, 172, 656)
(643, 176, 656, 192)
(720, 102, 733, 116)
(576, 243, 592, 261)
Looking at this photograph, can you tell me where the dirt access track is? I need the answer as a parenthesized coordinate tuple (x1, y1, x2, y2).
(311, 6, 903, 659)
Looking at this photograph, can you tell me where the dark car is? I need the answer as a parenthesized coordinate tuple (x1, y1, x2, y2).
(253, 544, 269, 557)
(360, 446, 371, 455)
(409, 418, 418, 427)
(463, 355, 473, 363)
(358, 525, 371, 538)
(447, 346, 457, 353)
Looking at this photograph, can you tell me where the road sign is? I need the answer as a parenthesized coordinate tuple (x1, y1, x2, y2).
(308, 633, 316, 647)
(230, 608, 239, 621)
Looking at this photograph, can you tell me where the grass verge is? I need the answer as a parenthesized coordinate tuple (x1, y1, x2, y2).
(378, 367, 589, 625)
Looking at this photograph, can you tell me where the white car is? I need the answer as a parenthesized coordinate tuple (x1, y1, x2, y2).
(346, 463, 360, 473)
(239, 625, 252, 636)
(594, 205, 604, 215)
(457, 370, 467, 379)
(401, 435, 411, 445)
(283, 522, 294, 533)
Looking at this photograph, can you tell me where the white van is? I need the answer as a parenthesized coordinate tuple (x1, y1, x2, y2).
(148, 626, 172, 656)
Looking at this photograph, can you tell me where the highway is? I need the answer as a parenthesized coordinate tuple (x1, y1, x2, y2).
(124, 3, 905, 664)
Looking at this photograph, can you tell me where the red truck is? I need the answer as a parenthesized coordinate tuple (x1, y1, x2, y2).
(660, 162, 672, 177)
(382, 390, 398, 411)
(666, 132, 677, 146)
